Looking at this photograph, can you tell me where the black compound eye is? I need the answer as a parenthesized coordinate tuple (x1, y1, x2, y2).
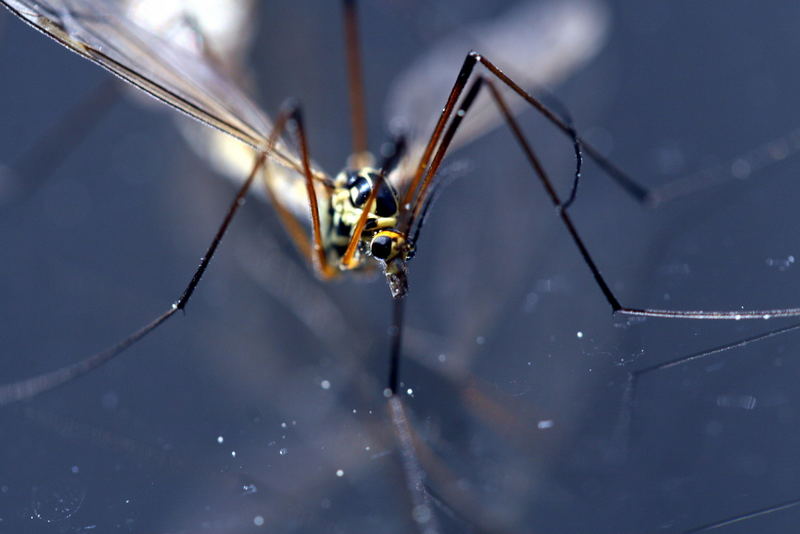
(345, 170, 360, 187)
(349, 175, 371, 207)
(374, 182, 397, 217)
(370, 235, 393, 260)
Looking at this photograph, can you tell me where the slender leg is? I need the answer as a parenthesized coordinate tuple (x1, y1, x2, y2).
(386, 299, 441, 533)
(400, 51, 800, 320)
(0, 117, 296, 404)
(682, 497, 800, 533)
(614, 320, 800, 453)
(387, 395, 441, 534)
(257, 101, 337, 279)
(341, 0, 369, 164)
(340, 136, 407, 268)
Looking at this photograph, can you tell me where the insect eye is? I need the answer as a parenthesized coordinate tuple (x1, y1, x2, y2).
(345, 170, 360, 187)
(374, 181, 397, 217)
(349, 176, 371, 207)
(370, 235, 394, 260)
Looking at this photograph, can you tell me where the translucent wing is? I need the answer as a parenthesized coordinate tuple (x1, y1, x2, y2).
(119, 0, 319, 217)
(1, 0, 323, 183)
(386, 0, 610, 183)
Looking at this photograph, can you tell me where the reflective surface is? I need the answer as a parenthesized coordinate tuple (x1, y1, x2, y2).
(2, 1, 800, 533)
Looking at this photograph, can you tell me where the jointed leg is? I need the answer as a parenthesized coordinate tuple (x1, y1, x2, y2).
(254, 102, 338, 278)
(0, 108, 303, 404)
(404, 51, 800, 321)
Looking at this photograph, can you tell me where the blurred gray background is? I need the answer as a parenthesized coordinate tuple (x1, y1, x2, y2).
(2, 1, 800, 533)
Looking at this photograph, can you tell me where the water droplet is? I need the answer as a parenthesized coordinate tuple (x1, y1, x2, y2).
(253, 515, 265, 526)
(32, 479, 86, 523)
(335, 469, 344, 477)
(537, 420, 554, 430)
(320, 380, 331, 390)
(412, 504, 432, 524)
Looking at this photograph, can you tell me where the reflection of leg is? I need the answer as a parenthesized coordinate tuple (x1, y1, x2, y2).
(614, 320, 800, 461)
(2, 79, 121, 206)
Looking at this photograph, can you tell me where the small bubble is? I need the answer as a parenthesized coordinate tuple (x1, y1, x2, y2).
(406, 388, 413, 396)
(336, 469, 344, 477)
(231, 451, 237, 458)
(242, 484, 258, 495)
(320, 380, 331, 390)
(279, 448, 288, 456)
(537, 420, 554, 430)
(731, 158, 752, 179)
(576, 331, 584, 339)
(253, 515, 265, 527)
(437, 353, 446, 363)
(216, 436, 224, 444)
(383, 388, 392, 398)
(475, 336, 485, 345)
(70, 466, 79, 475)
(412, 504, 432, 524)
(281, 422, 287, 428)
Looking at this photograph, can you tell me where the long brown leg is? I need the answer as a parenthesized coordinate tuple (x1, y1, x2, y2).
(340, 136, 407, 269)
(342, 0, 369, 165)
(400, 51, 800, 321)
(257, 102, 337, 278)
(0, 110, 307, 404)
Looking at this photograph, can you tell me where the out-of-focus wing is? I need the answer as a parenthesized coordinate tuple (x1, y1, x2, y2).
(1, 0, 323, 183)
(124, 0, 256, 62)
(119, 0, 320, 217)
(386, 0, 610, 185)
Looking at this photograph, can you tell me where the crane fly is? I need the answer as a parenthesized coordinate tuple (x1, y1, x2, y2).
(4, 0, 800, 532)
